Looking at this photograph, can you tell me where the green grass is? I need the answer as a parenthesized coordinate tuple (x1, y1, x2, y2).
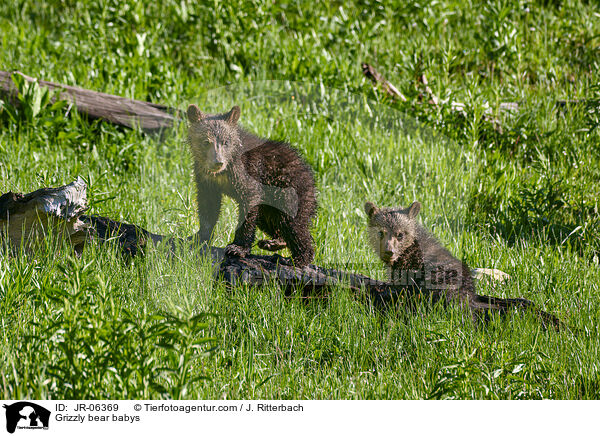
(1, 0, 600, 399)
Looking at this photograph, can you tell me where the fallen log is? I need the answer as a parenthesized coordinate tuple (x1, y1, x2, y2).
(0, 177, 89, 252)
(0, 70, 179, 132)
(0, 179, 563, 330)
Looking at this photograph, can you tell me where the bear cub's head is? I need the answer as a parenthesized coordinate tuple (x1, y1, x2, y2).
(187, 104, 243, 174)
(364, 201, 421, 264)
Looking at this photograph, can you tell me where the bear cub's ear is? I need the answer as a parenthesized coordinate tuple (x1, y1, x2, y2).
(226, 106, 241, 125)
(407, 201, 421, 219)
(187, 104, 205, 122)
(364, 201, 378, 219)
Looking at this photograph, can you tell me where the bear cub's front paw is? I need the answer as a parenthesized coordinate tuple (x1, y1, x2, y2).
(225, 244, 250, 258)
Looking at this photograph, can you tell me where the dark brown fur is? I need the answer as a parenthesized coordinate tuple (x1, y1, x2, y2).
(365, 201, 564, 330)
(187, 104, 317, 267)
(365, 201, 474, 303)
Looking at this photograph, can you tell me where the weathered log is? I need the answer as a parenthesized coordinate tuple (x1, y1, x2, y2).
(0, 70, 179, 132)
(0, 177, 89, 251)
(0, 179, 563, 330)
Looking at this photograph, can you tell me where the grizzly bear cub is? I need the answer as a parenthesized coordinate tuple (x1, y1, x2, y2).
(364, 201, 564, 330)
(187, 104, 317, 267)
(364, 200, 474, 300)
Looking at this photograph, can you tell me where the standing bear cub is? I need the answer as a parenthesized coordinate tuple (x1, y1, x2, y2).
(187, 104, 317, 267)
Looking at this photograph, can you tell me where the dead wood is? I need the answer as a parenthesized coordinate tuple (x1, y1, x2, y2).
(361, 62, 596, 135)
(1, 179, 564, 331)
(361, 63, 407, 102)
(417, 73, 439, 106)
(0, 177, 89, 251)
(0, 70, 179, 132)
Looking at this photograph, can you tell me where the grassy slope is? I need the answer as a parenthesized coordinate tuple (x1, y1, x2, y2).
(1, 0, 599, 399)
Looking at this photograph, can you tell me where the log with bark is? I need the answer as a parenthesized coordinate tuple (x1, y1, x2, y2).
(0, 179, 563, 331)
(0, 71, 179, 132)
